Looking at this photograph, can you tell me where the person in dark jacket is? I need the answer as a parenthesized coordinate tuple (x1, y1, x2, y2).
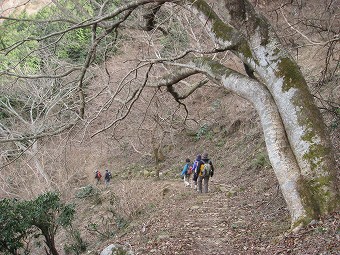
(104, 169, 112, 186)
(197, 152, 214, 193)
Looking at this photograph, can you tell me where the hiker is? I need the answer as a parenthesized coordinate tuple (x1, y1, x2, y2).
(95, 170, 102, 184)
(104, 169, 112, 186)
(197, 152, 214, 193)
(192, 154, 201, 190)
(180, 158, 192, 187)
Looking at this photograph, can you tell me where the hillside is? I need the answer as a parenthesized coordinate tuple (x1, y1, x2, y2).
(0, 1, 339, 255)
(57, 89, 339, 254)
(64, 117, 339, 254)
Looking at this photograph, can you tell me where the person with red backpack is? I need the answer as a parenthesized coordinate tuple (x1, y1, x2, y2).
(197, 152, 214, 193)
(95, 170, 102, 185)
(180, 158, 192, 187)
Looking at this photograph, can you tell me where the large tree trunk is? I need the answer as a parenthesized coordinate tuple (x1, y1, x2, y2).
(192, 58, 308, 223)
(186, 0, 339, 225)
(220, 0, 338, 216)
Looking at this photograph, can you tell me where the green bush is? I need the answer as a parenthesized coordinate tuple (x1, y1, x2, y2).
(196, 123, 209, 140)
(0, 192, 75, 255)
(75, 185, 98, 198)
(251, 152, 271, 168)
(63, 230, 87, 255)
(0, 198, 31, 254)
(211, 99, 221, 110)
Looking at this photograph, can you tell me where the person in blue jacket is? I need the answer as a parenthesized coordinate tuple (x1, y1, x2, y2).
(180, 158, 192, 187)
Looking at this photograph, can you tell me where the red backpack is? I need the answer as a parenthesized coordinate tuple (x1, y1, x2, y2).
(187, 165, 193, 175)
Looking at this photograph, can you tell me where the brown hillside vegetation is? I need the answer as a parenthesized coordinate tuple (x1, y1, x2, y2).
(0, 0, 339, 255)
(64, 102, 339, 254)
(55, 83, 338, 254)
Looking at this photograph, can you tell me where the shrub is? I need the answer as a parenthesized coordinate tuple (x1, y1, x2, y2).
(63, 230, 87, 255)
(252, 152, 271, 168)
(196, 123, 209, 140)
(75, 185, 98, 198)
(0, 192, 75, 255)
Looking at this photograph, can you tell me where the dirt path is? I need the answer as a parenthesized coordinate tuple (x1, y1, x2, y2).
(97, 171, 339, 255)
(107, 176, 291, 255)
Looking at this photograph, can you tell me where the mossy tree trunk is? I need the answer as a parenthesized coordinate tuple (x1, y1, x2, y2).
(184, 0, 338, 226)
(192, 58, 307, 223)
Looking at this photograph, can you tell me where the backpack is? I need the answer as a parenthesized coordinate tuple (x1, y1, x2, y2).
(96, 171, 102, 179)
(192, 160, 199, 174)
(105, 171, 112, 179)
(187, 165, 193, 175)
(199, 162, 212, 177)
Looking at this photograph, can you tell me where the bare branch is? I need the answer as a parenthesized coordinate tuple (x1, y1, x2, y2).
(0, 68, 81, 79)
(91, 64, 154, 137)
(0, 122, 76, 143)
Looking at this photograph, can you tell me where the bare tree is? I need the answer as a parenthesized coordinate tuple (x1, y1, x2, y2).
(0, 0, 338, 227)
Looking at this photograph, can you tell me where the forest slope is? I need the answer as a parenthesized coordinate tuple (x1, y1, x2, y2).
(66, 100, 339, 254)
(0, 1, 339, 254)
